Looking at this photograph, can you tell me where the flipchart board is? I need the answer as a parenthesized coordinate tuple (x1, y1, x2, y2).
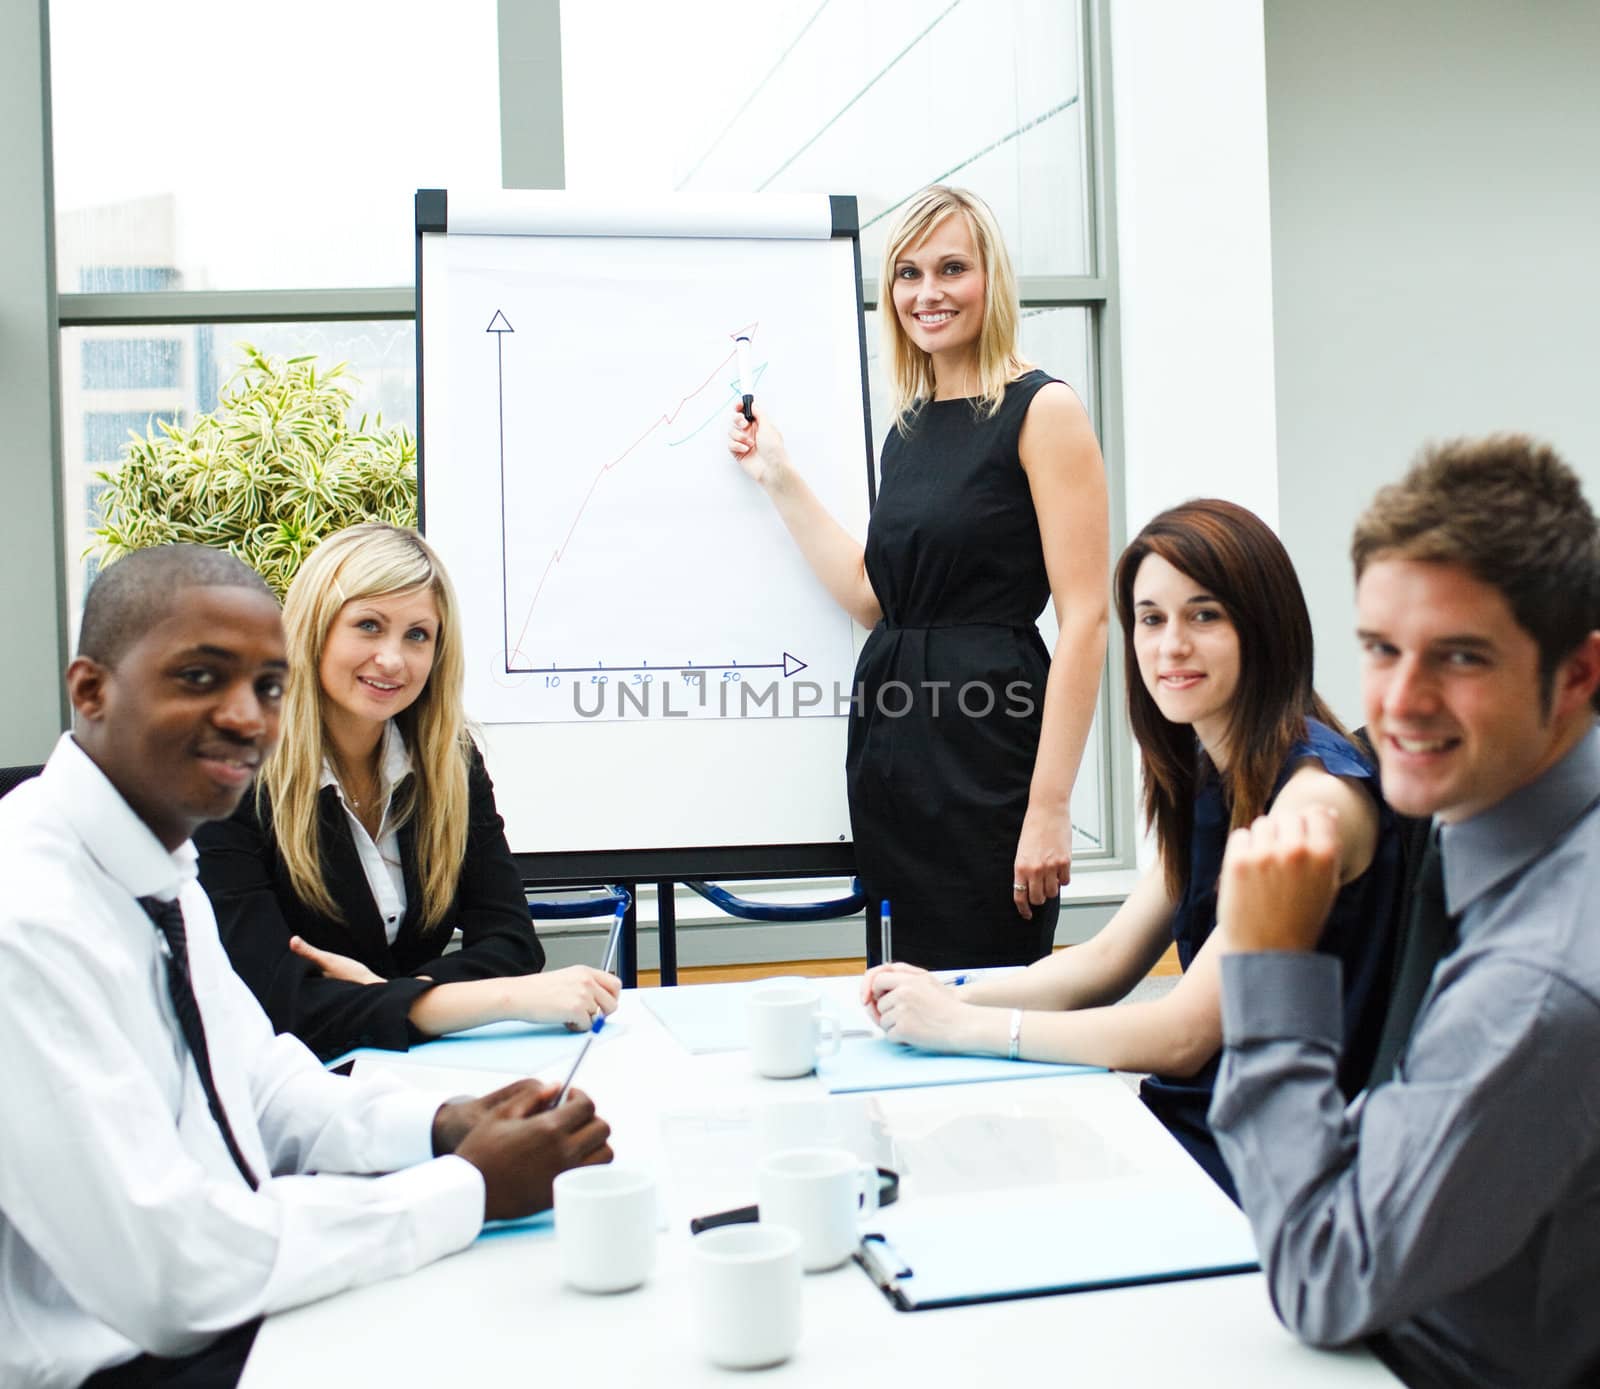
(416, 188, 875, 881)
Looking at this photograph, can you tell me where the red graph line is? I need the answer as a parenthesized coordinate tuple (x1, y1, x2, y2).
(508, 323, 758, 664)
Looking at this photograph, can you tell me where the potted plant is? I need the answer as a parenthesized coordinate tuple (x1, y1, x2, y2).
(89, 344, 416, 595)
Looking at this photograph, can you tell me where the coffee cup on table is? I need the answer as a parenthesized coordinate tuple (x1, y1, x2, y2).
(757, 1146, 880, 1272)
(553, 1165, 657, 1293)
(690, 1223, 803, 1368)
(747, 983, 841, 1078)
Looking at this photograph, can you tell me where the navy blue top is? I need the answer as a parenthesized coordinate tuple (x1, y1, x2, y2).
(1139, 720, 1402, 1201)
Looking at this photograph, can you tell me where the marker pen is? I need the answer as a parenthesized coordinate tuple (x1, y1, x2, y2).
(881, 898, 893, 965)
(735, 334, 756, 422)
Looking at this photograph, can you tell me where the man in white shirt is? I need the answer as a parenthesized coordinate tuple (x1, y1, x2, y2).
(0, 545, 613, 1389)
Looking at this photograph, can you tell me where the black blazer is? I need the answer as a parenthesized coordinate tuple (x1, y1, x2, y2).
(195, 748, 545, 1060)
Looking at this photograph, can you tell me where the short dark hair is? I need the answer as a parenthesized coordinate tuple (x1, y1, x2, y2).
(1351, 435, 1600, 709)
(1115, 497, 1343, 900)
(78, 545, 275, 668)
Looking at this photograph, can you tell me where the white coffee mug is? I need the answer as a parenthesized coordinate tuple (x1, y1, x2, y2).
(747, 984, 841, 1078)
(757, 1146, 880, 1272)
(553, 1165, 657, 1293)
(690, 1223, 803, 1368)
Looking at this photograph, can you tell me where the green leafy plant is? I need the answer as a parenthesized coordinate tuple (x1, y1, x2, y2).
(89, 344, 417, 596)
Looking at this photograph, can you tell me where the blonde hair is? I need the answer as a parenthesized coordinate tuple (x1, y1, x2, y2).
(262, 523, 472, 934)
(879, 185, 1029, 433)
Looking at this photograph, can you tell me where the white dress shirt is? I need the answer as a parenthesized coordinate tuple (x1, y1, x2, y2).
(0, 735, 486, 1389)
(319, 720, 411, 943)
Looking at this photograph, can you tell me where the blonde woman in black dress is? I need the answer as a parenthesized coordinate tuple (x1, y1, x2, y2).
(730, 185, 1108, 968)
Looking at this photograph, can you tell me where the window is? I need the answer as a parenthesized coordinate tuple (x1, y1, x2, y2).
(81, 338, 182, 390)
(59, 322, 415, 626)
(43, 0, 1127, 875)
(557, 0, 1120, 862)
(47, 0, 477, 631)
(49, 0, 502, 292)
(560, 1, 1089, 275)
(77, 267, 180, 293)
(81, 409, 180, 463)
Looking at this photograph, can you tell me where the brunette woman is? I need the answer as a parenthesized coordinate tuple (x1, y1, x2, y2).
(863, 500, 1401, 1198)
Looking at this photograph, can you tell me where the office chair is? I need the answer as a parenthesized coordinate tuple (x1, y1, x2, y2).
(0, 765, 44, 801)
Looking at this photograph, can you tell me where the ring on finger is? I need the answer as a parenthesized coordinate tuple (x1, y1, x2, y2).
(1011, 881, 1026, 893)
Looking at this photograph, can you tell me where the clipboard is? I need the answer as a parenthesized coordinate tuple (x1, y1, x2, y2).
(854, 1181, 1258, 1310)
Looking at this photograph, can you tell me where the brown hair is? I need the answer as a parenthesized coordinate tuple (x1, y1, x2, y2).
(1115, 499, 1343, 899)
(1352, 434, 1600, 712)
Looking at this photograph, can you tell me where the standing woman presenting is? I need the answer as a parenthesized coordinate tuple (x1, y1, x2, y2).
(731, 186, 1108, 968)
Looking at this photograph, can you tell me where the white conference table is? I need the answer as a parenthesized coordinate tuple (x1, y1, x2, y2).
(242, 979, 1396, 1388)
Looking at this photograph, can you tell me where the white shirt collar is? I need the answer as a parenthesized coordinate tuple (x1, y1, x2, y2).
(318, 721, 413, 801)
(44, 733, 198, 902)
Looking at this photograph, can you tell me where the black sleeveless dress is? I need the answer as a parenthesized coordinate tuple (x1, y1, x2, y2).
(847, 370, 1064, 969)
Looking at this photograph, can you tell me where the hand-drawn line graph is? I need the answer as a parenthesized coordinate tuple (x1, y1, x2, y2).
(489, 313, 806, 681)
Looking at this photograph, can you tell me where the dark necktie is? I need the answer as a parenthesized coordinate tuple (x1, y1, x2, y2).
(139, 895, 261, 1189)
(1369, 832, 1457, 1083)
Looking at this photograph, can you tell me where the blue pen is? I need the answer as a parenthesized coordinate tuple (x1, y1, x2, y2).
(552, 1010, 604, 1107)
(600, 898, 627, 977)
(881, 899, 893, 965)
(551, 898, 627, 1108)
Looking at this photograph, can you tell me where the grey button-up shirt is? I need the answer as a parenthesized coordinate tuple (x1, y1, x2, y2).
(1210, 725, 1600, 1388)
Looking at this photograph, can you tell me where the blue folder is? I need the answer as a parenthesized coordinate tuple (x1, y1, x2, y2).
(857, 1182, 1259, 1309)
(477, 1210, 555, 1242)
(640, 978, 872, 1053)
(816, 1036, 1101, 1093)
(323, 1019, 584, 1076)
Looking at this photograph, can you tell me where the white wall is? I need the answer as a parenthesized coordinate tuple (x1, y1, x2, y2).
(1110, 0, 1280, 538)
(1108, 0, 1278, 873)
(1266, 0, 1600, 722)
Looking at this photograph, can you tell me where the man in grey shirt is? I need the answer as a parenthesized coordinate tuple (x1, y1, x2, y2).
(1208, 435, 1600, 1388)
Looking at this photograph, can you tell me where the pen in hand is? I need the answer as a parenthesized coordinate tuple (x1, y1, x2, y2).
(550, 1018, 600, 1109)
(881, 899, 893, 966)
(551, 897, 628, 1108)
(735, 334, 756, 422)
(600, 898, 626, 978)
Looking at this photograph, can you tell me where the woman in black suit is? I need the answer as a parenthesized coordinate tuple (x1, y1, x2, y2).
(197, 523, 618, 1060)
